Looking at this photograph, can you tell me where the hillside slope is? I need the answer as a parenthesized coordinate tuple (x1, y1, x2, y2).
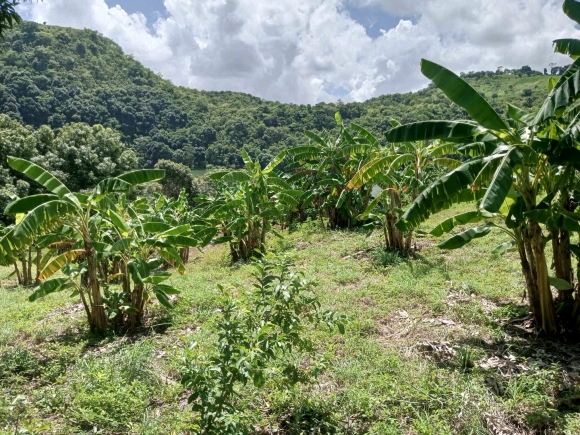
(1, 205, 579, 433)
(0, 22, 554, 169)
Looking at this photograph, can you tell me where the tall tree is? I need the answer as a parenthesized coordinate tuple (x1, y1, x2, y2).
(154, 159, 198, 204)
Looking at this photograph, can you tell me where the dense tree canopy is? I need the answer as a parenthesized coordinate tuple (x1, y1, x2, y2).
(154, 159, 199, 204)
(0, 22, 557, 170)
(0, 114, 137, 224)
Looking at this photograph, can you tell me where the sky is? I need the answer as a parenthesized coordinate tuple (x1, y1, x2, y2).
(17, 0, 580, 104)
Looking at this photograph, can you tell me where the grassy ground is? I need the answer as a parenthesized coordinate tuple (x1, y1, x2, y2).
(1, 204, 580, 434)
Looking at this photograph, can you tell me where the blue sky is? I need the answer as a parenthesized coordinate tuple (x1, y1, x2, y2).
(344, 5, 412, 39)
(104, 0, 168, 27)
(104, 0, 408, 37)
(19, 0, 580, 104)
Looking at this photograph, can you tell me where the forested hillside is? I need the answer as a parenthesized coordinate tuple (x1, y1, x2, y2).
(0, 21, 556, 170)
(6, 1, 580, 432)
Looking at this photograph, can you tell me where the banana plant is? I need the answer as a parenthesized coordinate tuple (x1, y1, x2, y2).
(3, 156, 165, 332)
(144, 190, 199, 264)
(386, 44, 580, 333)
(0, 223, 37, 286)
(286, 113, 375, 230)
(201, 149, 298, 261)
(0, 205, 79, 287)
(553, 0, 580, 58)
(347, 122, 460, 252)
(99, 193, 216, 327)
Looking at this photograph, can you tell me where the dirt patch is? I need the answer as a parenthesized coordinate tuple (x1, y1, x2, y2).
(483, 411, 533, 435)
(41, 303, 85, 323)
(0, 279, 18, 289)
(413, 240, 436, 250)
(340, 248, 374, 260)
(376, 309, 465, 345)
(361, 296, 375, 307)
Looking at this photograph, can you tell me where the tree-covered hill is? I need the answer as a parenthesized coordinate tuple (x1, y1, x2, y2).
(0, 21, 556, 169)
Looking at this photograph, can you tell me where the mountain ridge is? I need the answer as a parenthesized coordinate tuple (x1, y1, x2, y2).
(0, 21, 555, 169)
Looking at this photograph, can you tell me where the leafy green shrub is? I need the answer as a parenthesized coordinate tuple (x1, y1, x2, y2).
(0, 394, 51, 435)
(3, 158, 210, 332)
(39, 343, 81, 383)
(181, 254, 347, 434)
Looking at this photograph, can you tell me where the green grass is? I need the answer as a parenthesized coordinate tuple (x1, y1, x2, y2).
(1, 204, 580, 434)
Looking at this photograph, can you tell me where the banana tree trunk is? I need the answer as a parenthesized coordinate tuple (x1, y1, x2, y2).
(386, 190, 407, 252)
(112, 259, 120, 276)
(329, 207, 337, 230)
(530, 220, 557, 334)
(27, 247, 32, 286)
(179, 247, 190, 264)
(13, 261, 22, 286)
(84, 239, 108, 332)
(121, 261, 131, 295)
(114, 261, 131, 328)
(260, 217, 267, 253)
(78, 287, 92, 327)
(573, 260, 580, 332)
(35, 248, 41, 285)
(382, 224, 390, 250)
(238, 219, 262, 261)
(99, 262, 109, 296)
(552, 229, 574, 299)
(551, 227, 576, 329)
(522, 229, 542, 321)
(516, 236, 541, 326)
(128, 283, 144, 327)
(230, 242, 240, 263)
(404, 231, 413, 252)
(385, 211, 395, 249)
(20, 252, 28, 286)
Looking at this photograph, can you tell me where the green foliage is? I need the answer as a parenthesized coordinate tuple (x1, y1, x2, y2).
(534, 57, 580, 125)
(154, 159, 199, 204)
(0, 0, 26, 38)
(181, 254, 346, 434)
(553, 38, 580, 59)
(2, 202, 580, 433)
(396, 159, 486, 232)
(563, 0, 580, 25)
(198, 150, 295, 261)
(349, 126, 461, 252)
(370, 247, 405, 267)
(420, 59, 509, 131)
(437, 225, 493, 249)
(0, 22, 555, 172)
(0, 346, 40, 380)
(2, 158, 210, 331)
(286, 120, 376, 230)
(385, 120, 484, 143)
(0, 115, 138, 224)
(391, 3, 580, 334)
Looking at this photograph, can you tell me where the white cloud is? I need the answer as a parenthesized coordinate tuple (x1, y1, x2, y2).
(18, 0, 580, 103)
